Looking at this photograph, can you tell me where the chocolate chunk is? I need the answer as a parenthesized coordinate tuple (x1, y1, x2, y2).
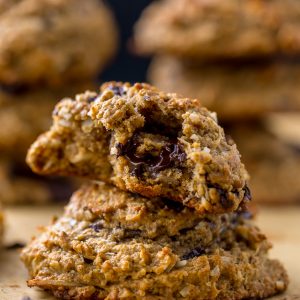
(87, 95, 98, 103)
(21, 296, 32, 300)
(161, 198, 184, 212)
(108, 85, 125, 96)
(207, 183, 235, 209)
(214, 187, 234, 209)
(124, 229, 142, 238)
(83, 257, 93, 264)
(90, 221, 103, 232)
(243, 185, 252, 201)
(179, 227, 194, 235)
(181, 246, 204, 260)
(116, 133, 186, 178)
(220, 193, 234, 209)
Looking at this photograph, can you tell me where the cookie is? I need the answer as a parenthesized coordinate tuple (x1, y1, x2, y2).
(0, 83, 93, 159)
(134, 0, 300, 60)
(0, 202, 3, 247)
(227, 123, 300, 204)
(27, 82, 250, 214)
(0, 0, 117, 86)
(21, 182, 288, 300)
(148, 56, 300, 121)
(0, 159, 76, 205)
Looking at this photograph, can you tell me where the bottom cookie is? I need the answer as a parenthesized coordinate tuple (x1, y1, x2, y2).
(0, 160, 76, 205)
(21, 183, 288, 299)
(227, 123, 300, 204)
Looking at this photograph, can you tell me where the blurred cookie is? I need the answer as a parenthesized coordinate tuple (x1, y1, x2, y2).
(0, 159, 75, 205)
(0, 0, 117, 86)
(0, 83, 93, 159)
(27, 82, 249, 214)
(227, 123, 300, 204)
(134, 0, 300, 60)
(0, 202, 3, 247)
(266, 113, 300, 148)
(21, 182, 288, 300)
(149, 56, 300, 121)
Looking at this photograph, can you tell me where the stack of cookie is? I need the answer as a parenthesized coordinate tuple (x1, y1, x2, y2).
(134, 0, 300, 204)
(0, 0, 118, 204)
(21, 82, 288, 299)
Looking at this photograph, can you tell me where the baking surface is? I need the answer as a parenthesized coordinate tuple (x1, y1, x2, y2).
(0, 205, 299, 300)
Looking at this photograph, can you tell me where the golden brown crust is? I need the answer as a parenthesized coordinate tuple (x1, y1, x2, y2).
(21, 182, 288, 300)
(27, 82, 249, 214)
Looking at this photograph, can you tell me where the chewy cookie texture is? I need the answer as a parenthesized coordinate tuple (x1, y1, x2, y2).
(21, 182, 288, 300)
(134, 0, 300, 60)
(27, 82, 250, 214)
(0, 0, 117, 86)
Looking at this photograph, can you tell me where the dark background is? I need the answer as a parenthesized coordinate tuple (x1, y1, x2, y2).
(101, 0, 152, 83)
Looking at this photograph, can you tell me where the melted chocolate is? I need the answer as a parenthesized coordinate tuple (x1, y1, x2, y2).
(116, 133, 186, 178)
(83, 257, 93, 264)
(161, 198, 185, 212)
(181, 246, 205, 260)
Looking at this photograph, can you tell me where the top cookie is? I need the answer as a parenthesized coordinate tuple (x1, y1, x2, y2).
(134, 0, 300, 60)
(0, 0, 117, 86)
(27, 82, 250, 214)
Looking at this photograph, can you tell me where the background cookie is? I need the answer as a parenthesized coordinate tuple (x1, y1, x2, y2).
(134, 0, 300, 60)
(149, 56, 300, 121)
(21, 182, 288, 300)
(0, 0, 118, 86)
(227, 122, 300, 204)
(0, 202, 3, 247)
(0, 84, 94, 158)
(27, 82, 250, 214)
(0, 159, 76, 205)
